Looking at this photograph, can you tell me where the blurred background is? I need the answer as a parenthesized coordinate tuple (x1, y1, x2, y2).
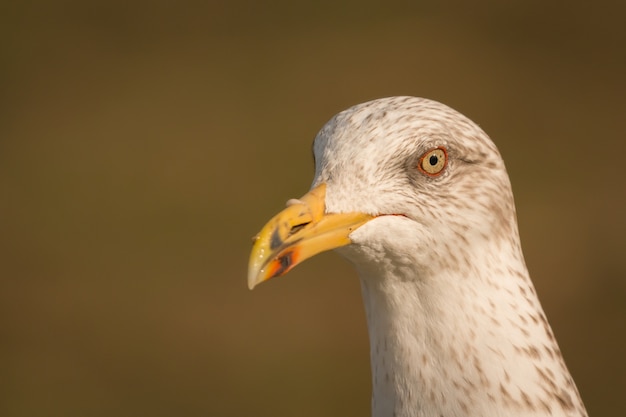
(1, 1, 624, 416)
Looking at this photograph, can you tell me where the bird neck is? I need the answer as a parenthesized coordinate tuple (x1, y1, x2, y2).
(356, 241, 586, 417)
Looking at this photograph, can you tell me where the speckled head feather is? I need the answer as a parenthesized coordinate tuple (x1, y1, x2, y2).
(308, 97, 587, 417)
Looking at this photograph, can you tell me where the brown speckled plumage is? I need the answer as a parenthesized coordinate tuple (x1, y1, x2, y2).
(259, 97, 588, 417)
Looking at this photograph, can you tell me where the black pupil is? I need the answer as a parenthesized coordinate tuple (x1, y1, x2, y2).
(429, 155, 439, 166)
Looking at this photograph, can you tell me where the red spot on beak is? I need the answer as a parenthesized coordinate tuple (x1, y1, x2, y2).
(267, 247, 301, 279)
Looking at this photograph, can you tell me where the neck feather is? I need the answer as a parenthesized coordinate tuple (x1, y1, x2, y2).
(356, 243, 586, 417)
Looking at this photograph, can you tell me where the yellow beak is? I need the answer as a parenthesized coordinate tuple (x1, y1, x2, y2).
(248, 183, 373, 289)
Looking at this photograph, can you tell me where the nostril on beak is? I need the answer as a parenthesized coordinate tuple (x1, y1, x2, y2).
(288, 222, 310, 237)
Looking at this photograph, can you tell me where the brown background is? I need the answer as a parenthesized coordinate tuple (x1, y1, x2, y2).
(1, 1, 624, 416)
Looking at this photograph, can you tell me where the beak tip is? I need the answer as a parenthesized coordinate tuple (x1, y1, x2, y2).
(247, 279, 257, 290)
(247, 268, 264, 290)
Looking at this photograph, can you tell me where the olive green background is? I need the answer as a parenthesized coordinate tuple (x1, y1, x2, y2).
(1, 1, 624, 416)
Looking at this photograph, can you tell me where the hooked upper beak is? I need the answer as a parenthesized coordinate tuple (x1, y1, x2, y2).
(247, 183, 374, 289)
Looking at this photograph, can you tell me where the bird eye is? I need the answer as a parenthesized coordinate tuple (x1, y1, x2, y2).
(418, 147, 447, 176)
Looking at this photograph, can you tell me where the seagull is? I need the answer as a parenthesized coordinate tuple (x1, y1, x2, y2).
(248, 96, 587, 417)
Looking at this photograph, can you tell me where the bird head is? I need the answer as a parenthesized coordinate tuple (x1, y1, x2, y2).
(248, 96, 518, 289)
